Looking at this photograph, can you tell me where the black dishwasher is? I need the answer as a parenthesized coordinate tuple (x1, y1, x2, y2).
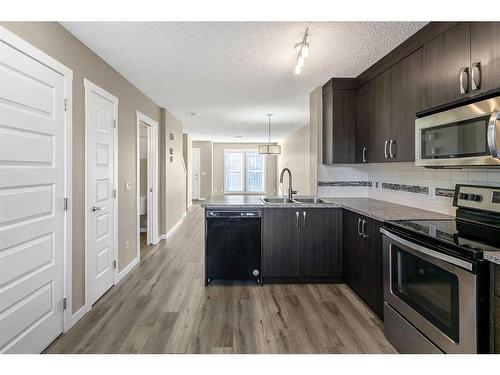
(205, 210, 261, 285)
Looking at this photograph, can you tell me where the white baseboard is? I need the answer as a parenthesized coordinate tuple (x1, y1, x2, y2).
(159, 234, 166, 241)
(115, 256, 140, 284)
(166, 212, 187, 239)
(64, 303, 90, 332)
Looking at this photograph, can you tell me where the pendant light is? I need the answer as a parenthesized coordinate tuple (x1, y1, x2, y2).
(258, 114, 281, 155)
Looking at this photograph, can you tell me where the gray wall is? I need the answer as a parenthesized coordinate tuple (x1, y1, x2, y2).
(192, 140, 213, 199)
(0, 22, 163, 313)
(164, 110, 187, 234)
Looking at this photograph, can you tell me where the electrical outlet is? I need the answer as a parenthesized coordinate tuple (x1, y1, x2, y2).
(125, 182, 131, 191)
(429, 186, 436, 200)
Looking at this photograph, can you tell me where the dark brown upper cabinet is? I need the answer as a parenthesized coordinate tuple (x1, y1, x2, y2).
(422, 22, 471, 109)
(389, 48, 424, 162)
(322, 79, 357, 164)
(369, 69, 392, 163)
(470, 22, 500, 95)
(355, 82, 371, 163)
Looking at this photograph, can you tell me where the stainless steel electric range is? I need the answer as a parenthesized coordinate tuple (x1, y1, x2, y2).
(381, 184, 500, 354)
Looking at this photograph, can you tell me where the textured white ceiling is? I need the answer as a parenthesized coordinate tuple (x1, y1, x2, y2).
(61, 22, 427, 141)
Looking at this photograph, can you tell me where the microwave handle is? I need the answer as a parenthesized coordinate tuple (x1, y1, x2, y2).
(488, 111, 500, 158)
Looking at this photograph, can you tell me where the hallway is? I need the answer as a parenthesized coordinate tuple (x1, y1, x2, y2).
(45, 205, 395, 354)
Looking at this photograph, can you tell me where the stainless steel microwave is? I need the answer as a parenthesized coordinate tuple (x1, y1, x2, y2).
(415, 95, 500, 167)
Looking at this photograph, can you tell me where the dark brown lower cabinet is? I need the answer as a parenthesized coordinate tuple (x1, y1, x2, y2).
(262, 208, 300, 277)
(342, 209, 383, 320)
(493, 264, 500, 353)
(300, 209, 341, 277)
(262, 208, 341, 280)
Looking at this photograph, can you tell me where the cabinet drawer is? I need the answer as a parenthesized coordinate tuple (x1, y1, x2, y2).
(495, 265, 500, 297)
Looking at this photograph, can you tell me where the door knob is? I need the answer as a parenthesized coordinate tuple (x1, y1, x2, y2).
(92, 205, 105, 212)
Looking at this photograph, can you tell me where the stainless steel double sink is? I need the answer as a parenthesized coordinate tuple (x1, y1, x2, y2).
(261, 197, 327, 205)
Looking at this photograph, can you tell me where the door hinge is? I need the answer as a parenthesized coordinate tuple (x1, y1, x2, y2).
(112, 189, 117, 198)
(63, 197, 68, 211)
(113, 119, 116, 128)
(113, 260, 117, 269)
(63, 298, 67, 310)
(64, 98, 68, 111)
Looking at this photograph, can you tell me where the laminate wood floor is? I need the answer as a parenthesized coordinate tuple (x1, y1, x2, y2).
(45, 205, 396, 354)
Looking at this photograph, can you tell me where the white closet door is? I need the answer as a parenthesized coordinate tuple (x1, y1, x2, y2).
(85, 81, 117, 306)
(0, 36, 66, 353)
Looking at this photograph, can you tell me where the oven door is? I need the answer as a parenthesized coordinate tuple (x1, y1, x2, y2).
(381, 229, 477, 353)
(415, 95, 500, 167)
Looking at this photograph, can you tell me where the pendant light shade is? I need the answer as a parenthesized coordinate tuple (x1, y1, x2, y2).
(258, 114, 281, 155)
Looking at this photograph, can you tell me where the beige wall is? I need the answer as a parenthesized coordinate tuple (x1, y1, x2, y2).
(212, 143, 278, 195)
(164, 110, 187, 234)
(192, 141, 213, 199)
(278, 126, 311, 195)
(0, 22, 163, 313)
(183, 134, 193, 208)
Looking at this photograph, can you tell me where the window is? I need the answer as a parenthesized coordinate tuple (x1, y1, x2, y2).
(224, 149, 265, 193)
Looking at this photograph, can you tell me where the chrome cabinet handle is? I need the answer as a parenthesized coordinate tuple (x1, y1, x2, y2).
(362, 147, 367, 163)
(361, 220, 367, 238)
(459, 67, 469, 94)
(302, 211, 307, 228)
(357, 218, 362, 236)
(488, 111, 500, 158)
(92, 205, 105, 212)
(389, 139, 397, 158)
(296, 211, 299, 228)
(471, 61, 481, 91)
(384, 140, 389, 159)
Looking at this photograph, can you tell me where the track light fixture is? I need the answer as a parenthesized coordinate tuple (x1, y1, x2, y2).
(294, 27, 309, 75)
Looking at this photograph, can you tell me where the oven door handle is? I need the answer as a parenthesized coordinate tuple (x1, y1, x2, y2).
(488, 111, 500, 159)
(380, 228, 473, 271)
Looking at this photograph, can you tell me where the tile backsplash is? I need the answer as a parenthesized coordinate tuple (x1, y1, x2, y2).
(318, 162, 500, 216)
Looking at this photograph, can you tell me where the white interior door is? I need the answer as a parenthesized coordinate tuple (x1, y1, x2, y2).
(0, 32, 69, 353)
(85, 80, 117, 306)
(192, 148, 201, 200)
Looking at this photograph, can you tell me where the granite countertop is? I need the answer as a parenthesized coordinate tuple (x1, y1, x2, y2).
(201, 195, 451, 222)
(484, 252, 500, 265)
(201, 195, 500, 265)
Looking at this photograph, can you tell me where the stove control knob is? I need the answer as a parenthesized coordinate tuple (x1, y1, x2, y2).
(468, 194, 482, 202)
(459, 193, 468, 200)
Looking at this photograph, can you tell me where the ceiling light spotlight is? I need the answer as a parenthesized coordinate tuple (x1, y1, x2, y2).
(294, 27, 309, 75)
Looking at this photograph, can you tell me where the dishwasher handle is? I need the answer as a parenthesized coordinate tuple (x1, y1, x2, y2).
(206, 210, 261, 219)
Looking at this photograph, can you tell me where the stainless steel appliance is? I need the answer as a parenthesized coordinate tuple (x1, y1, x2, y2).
(205, 210, 261, 285)
(381, 184, 500, 353)
(415, 95, 500, 167)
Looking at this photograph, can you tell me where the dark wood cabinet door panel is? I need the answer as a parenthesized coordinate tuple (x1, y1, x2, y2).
(331, 90, 356, 163)
(363, 218, 384, 320)
(369, 69, 392, 163)
(300, 209, 340, 277)
(342, 209, 363, 292)
(470, 22, 500, 95)
(390, 48, 424, 162)
(422, 22, 471, 110)
(355, 83, 370, 163)
(262, 209, 300, 277)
